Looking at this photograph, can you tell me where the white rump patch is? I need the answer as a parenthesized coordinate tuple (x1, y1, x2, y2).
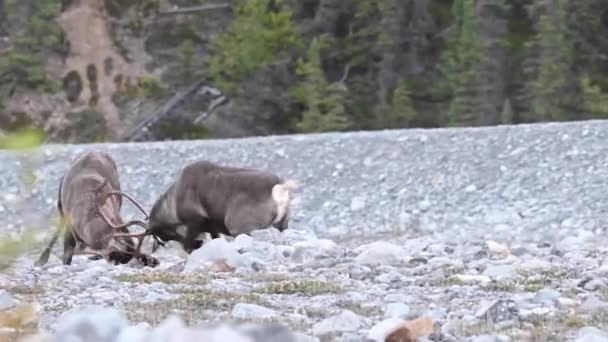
(271, 180, 297, 224)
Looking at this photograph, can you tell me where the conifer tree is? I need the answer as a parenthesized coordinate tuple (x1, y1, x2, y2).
(438, 0, 484, 126)
(291, 35, 350, 132)
(524, 0, 579, 121)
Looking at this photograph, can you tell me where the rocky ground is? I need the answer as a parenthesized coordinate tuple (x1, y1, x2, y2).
(3, 226, 608, 341)
(3, 121, 608, 341)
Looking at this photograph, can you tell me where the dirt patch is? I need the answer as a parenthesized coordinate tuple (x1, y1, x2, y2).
(56, 0, 150, 139)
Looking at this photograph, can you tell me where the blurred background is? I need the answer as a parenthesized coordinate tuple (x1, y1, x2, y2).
(0, 0, 607, 145)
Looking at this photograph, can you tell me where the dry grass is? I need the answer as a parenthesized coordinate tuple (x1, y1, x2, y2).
(337, 300, 382, 317)
(255, 279, 342, 295)
(123, 288, 270, 326)
(115, 271, 209, 285)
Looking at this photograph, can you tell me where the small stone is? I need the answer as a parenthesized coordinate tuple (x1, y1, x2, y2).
(184, 237, 248, 272)
(557, 297, 578, 308)
(312, 310, 365, 336)
(233, 234, 254, 252)
(533, 288, 561, 306)
(53, 306, 129, 342)
(234, 322, 298, 342)
(367, 318, 404, 341)
(465, 184, 477, 192)
(354, 241, 407, 266)
(475, 299, 519, 324)
(576, 326, 608, 342)
(482, 264, 516, 282)
(579, 295, 608, 314)
(250, 228, 282, 242)
(291, 239, 340, 263)
(350, 197, 366, 211)
(418, 200, 431, 212)
(385, 303, 410, 319)
(231, 303, 278, 320)
(116, 322, 150, 342)
(583, 279, 608, 292)
(471, 335, 512, 342)
(384, 316, 434, 342)
(0, 290, 16, 311)
(147, 315, 187, 341)
(454, 274, 492, 286)
(486, 240, 510, 259)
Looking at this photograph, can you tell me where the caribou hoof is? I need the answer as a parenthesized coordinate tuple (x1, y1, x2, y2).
(108, 250, 133, 265)
(192, 240, 204, 250)
(138, 254, 160, 267)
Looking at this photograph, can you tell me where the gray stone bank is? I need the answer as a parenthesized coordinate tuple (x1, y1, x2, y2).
(2, 119, 608, 245)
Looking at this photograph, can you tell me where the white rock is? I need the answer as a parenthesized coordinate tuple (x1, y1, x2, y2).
(312, 310, 365, 336)
(0, 290, 16, 311)
(148, 315, 186, 342)
(116, 323, 151, 342)
(280, 228, 317, 244)
(384, 303, 410, 319)
(350, 197, 366, 211)
(54, 306, 129, 342)
(482, 264, 516, 282)
(354, 241, 407, 266)
(486, 240, 510, 259)
(454, 274, 492, 286)
(250, 228, 282, 242)
(291, 239, 339, 262)
(576, 326, 608, 342)
(231, 303, 278, 320)
(187, 325, 253, 342)
(234, 234, 254, 251)
(367, 317, 404, 342)
(184, 237, 248, 272)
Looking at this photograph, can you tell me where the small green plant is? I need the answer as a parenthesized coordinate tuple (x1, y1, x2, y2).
(137, 75, 164, 99)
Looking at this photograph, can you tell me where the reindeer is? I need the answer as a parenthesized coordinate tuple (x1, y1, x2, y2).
(145, 160, 297, 254)
(35, 151, 159, 267)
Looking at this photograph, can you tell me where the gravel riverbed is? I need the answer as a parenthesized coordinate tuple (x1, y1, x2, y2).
(2, 121, 608, 341)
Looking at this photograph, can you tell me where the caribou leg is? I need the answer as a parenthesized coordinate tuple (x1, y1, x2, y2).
(62, 231, 77, 265)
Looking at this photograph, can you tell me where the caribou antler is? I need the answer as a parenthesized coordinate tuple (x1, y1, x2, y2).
(106, 190, 150, 219)
(94, 185, 165, 260)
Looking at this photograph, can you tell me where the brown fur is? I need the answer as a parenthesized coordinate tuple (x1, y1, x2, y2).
(35, 152, 158, 267)
(147, 160, 297, 253)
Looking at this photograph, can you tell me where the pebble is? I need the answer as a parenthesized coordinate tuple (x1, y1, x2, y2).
(312, 310, 365, 336)
(0, 290, 16, 311)
(354, 241, 407, 266)
(231, 303, 279, 320)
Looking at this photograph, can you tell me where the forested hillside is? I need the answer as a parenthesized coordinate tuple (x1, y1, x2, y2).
(1, 0, 607, 143)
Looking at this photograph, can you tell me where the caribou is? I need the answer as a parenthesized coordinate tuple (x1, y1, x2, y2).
(145, 160, 297, 254)
(35, 151, 159, 267)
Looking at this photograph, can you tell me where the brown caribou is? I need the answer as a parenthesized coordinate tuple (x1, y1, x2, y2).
(35, 151, 158, 267)
(145, 160, 297, 254)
